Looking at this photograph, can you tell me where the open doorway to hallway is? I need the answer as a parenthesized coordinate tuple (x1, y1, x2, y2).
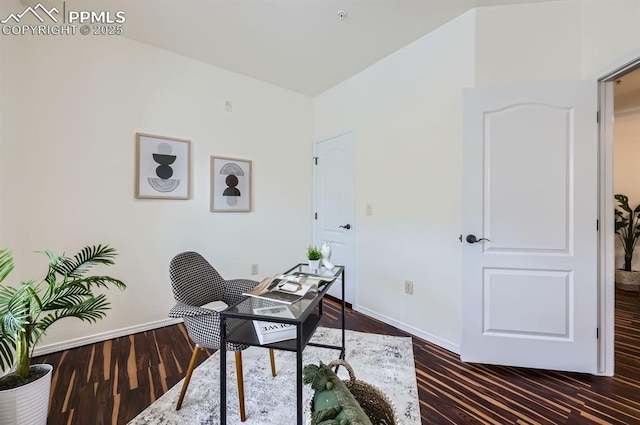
(612, 71, 640, 372)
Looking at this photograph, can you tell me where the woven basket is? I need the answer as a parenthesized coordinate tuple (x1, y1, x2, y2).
(307, 359, 398, 425)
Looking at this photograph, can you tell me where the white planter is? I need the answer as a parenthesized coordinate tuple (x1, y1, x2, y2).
(308, 259, 320, 271)
(616, 269, 640, 292)
(0, 364, 53, 425)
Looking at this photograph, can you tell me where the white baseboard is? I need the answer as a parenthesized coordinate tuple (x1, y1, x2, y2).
(32, 309, 460, 358)
(32, 318, 183, 357)
(353, 305, 461, 355)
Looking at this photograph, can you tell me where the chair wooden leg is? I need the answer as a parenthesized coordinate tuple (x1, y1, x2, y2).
(176, 345, 201, 410)
(235, 351, 246, 422)
(269, 348, 277, 377)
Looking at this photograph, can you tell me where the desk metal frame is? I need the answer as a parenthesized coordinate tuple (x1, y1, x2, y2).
(219, 264, 345, 425)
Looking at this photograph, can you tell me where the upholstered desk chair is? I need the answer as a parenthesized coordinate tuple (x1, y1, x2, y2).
(168, 251, 277, 422)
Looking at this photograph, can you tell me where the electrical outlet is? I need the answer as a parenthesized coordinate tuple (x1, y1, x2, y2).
(225, 100, 233, 112)
(404, 280, 413, 295)
(251, 264, 259, 275)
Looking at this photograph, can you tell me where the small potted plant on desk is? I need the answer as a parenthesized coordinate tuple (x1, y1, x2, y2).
(615, 194, 640, 291)
(307, 245, 323, 271)
(0, 245, 126, 425)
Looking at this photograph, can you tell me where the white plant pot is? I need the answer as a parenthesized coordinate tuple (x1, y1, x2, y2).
(308, 259, 320, 271)
(0, 364, 53, 425)
(615, 269, 640, 292)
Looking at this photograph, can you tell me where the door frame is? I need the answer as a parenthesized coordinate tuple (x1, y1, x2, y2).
(597, 49, 640, 376)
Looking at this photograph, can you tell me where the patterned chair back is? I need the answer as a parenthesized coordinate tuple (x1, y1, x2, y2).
(169, 251, 226, 306)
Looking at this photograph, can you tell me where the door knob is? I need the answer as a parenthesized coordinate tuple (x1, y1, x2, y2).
(466, 234, 490, 243)
(339, 224, 351, 230)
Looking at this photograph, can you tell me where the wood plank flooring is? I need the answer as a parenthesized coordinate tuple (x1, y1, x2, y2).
(33, 290, 640, 424)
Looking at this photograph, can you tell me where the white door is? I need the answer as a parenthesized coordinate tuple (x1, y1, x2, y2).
(461, 82, 599, 373)
(313, 131, 356, 304)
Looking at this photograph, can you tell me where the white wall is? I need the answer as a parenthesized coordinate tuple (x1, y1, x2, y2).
(580, 0, 640, 78)
(313, 0, 640, 351)
(475, 1, 581, 85)
(476, 0, 640, 84)
(314, 11, 476, 350)
(2, 33, 312, 352)
(6, 0, 640, 358)
(0, 0, 26, 282)
(614, 113, 640, 271)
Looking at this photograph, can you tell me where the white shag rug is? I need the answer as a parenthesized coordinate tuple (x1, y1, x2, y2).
(129, 327, 421, 424)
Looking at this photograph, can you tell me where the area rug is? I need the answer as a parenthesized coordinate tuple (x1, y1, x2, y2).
(129, 327, 421, 424)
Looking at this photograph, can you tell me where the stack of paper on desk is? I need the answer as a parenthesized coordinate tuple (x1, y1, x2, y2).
(242, 273, 332, 305)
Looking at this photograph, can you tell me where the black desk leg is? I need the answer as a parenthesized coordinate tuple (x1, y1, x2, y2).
(220, 317, 227, 424)
(341, 269, 346, 359)
(297, 324, 303, 425)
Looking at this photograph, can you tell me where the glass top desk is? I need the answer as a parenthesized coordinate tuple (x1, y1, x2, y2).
(219, 264, 345, 425)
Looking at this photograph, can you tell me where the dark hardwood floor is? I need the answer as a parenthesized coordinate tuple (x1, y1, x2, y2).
(34, 290, 640, 424)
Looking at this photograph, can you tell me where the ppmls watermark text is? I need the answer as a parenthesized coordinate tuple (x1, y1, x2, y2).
(1, 2, 126, 36)
(3, 24, 76, 36)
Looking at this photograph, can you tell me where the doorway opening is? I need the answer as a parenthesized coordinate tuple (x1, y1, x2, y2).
(599, 58, 640, 375)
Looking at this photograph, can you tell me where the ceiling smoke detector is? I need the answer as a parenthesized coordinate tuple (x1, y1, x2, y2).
(337, 10, 347, 21)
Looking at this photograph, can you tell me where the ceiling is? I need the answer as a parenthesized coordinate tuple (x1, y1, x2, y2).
(25, 0, 561, 96)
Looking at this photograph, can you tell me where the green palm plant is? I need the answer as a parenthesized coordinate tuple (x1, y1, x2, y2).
(0, 244, 125, 383)
(615, 194, 640, 272)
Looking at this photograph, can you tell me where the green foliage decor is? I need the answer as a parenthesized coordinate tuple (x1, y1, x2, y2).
(0, 244, 126, 383)
(615, 194, 640, 272)
(307, 246, 323, 261)
(303, 362, 372, 425)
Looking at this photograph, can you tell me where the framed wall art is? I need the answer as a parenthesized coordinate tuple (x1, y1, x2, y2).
(135, 133, 191, 200)
(210, 156, 252, 212)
